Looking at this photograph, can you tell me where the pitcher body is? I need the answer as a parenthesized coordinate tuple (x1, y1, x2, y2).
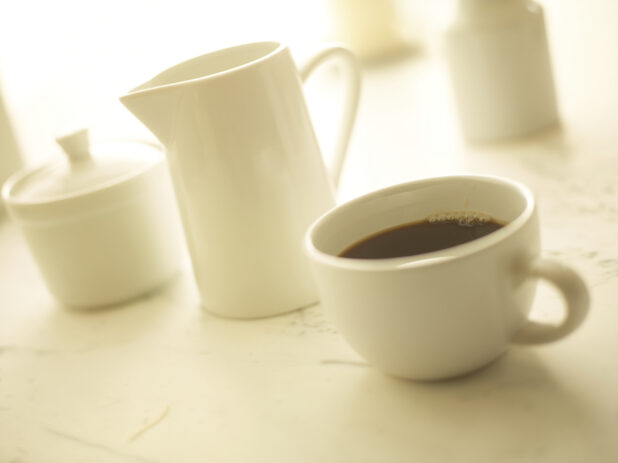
(121, 42, 359, 318)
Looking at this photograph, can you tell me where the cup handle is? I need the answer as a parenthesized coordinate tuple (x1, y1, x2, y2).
(299, 45, 361, 190)
(512, 258, 590, 344)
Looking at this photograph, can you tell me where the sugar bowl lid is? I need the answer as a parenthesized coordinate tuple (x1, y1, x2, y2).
(2, 129, 165, 222)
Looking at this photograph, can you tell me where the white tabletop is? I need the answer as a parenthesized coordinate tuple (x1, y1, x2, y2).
(2, 1, 618, 461)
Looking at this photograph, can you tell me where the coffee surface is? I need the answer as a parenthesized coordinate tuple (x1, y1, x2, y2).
(339, 215, 505, 259)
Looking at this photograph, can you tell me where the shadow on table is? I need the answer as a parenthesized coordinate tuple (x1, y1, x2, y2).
(338, 348, 612, 460)
(30, 269, 196, 351)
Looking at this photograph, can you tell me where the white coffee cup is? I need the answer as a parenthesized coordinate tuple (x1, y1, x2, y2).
(305, 175, 589, 380)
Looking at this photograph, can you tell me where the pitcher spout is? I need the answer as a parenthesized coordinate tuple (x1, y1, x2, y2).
(119, 84, 177, 147)
(120, 43, 286, 147)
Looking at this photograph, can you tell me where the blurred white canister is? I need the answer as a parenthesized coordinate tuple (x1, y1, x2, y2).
(444, 0, 559, 142)
(330, 0, 409, 61)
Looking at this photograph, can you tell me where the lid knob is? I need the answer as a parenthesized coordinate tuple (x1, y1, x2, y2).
(56, 128, 93, 165)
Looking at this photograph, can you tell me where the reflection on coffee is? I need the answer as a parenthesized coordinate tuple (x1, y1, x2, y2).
(339, 212, 505, 259)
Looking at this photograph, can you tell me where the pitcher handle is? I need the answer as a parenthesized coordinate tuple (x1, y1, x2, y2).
(299, 45, 361, 190)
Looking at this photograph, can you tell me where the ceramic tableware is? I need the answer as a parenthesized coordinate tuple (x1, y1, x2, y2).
(0, 86, 22, 215)
(2, 129, 184, 308)
(444, 0, 559, 141)
(120, 41, 361, 318)
(305, 175, 589, 380)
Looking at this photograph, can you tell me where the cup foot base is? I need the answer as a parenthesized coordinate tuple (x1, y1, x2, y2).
(201, 299, 320, 320)
(378, 350, 508, 382)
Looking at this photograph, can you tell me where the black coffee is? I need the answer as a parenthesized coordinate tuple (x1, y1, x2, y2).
(339, 213, 505, 259)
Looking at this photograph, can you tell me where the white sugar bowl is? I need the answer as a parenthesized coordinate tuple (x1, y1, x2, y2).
(2, 129, 185, 309)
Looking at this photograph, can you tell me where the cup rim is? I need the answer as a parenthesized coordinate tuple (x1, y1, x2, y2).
(305, 174, 535, 271)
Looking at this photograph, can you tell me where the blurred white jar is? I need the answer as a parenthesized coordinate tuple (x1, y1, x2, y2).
(2, 129, 184, 309)
(330, 0, 410, 61)
(444, 0, 559, 141)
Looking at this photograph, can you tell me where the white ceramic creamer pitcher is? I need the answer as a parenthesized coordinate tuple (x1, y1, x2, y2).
(120, 42, 360, 318)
